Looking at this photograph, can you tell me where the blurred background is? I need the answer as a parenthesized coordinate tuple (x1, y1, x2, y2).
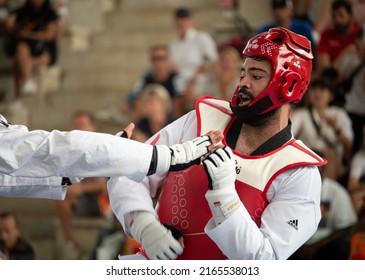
(1, 0, 365, 260)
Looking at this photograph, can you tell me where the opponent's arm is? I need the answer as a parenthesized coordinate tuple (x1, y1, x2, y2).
(0, 117, 221, 182)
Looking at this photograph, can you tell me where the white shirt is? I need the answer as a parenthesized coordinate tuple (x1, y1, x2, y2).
(169, 28, 218, 97)
(320, 177, 358, 229)
(337, 49, 365, 116)
(291, 106, 353, 158)
(108, 110, 323, 260)
(349, 149, 365, 179)
(0, 114, 153, 199)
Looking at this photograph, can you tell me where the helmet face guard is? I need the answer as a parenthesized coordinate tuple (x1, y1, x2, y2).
(230, 27, 313, 121)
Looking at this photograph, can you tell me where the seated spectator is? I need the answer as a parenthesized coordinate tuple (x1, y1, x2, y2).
(347, 124, 365, 220)
(314, 0, 360, 79)
(290, 153, 358, 260)
(333, 27, 365, 155)
(131, 84, 175, 143)
(0, 0, 9, 34)
(291, 79, 353, 181)
(0, 211, 35, 260)
(319, 164, 358, 230)
(51, 0, 68, 35)
(169, 7, 218, 110)
(55, 110, 109, 259)
(256, 0, 315, 48)
(4, 0, 59, 99)
(208, 46, 241, 101)
(292, 0, 333, 40)
(127, 44, 186, 121)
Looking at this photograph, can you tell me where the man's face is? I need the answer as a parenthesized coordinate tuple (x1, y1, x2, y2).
(308, 86, 333, 109)
(150, 48, 170, 72)
(333, 7, 352, 34)
(174, 17, 194, 37)
(236, 57, 272, 107)
(272, 6, 293, 24)
(0, 216, 20, 249)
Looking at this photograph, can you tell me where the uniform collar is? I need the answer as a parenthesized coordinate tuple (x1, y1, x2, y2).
(226, 119, 292, 156)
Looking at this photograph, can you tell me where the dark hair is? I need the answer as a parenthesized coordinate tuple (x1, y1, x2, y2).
(332, 0, 352, 15)
(174, 7, 192, 18)
(0, 211, 19, 227)
(309, 79, 334, 94)
(271, 0, 293, 9)
(24, 0, 52, 13)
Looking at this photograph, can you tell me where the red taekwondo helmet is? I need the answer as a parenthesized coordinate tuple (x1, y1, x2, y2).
(230, 27, 313, 120)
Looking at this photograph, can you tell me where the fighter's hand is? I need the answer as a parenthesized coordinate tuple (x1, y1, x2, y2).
(129, 211, 183, 260)
(203, 146, 241, 226)
(169, 130, 223, 171)
(203, 146, 236, 190)
(115, 123, 135, 139)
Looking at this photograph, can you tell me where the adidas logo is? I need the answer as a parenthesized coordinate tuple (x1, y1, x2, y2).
(287, 219, 298, 230)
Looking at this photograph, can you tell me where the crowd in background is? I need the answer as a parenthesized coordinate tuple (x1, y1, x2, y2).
(1, 0, 365, 260)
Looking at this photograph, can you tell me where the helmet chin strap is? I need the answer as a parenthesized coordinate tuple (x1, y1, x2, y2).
(230, 95, 275, 126)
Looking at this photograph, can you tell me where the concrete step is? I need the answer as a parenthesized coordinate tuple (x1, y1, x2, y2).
(25, 90, 123, 130)
(0, 197, 57, 216)
(121, 0, 220, 12)
(106, 7, 222, 32)
(60, 66, 141, 93)
(67, 0, 105, 33)
(90, 30, 175, 51)
(59, 47, 149, 71)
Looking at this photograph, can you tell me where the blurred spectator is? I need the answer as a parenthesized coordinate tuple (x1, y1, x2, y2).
(319, 163, 358, 230)
(169, 7, 218, 110)
(292, 0, 333, 40)
(0, 0, 9, 34)
(51, 0, 69, 36)
(347, 124, 365, 220)
(208, 46, 241, 101)
(4, 0, 59, 99)
(352, 0, 365, 26)
(334, 27, 365, 155)
(55, 110, 109, 259)
(0, 211, 35, 260)
(127, 44, 186, 121)
(314, 0, 360, 79)
(131, 84, 175, 143)
(291, 150, 358, 260)
(291, 79, 353, 181)
(256, 0, 315, 48)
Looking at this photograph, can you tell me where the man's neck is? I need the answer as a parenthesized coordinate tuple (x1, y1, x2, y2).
(235, 110, 290, 155)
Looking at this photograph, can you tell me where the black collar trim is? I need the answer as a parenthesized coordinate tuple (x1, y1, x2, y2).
(226, 119, 292, 156)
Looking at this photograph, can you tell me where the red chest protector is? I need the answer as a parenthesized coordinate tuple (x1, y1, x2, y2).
(155, 97, 326, 259)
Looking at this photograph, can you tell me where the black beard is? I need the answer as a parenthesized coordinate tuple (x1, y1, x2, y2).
(232, 87, 280, 126)
(240, 106, 279, 126)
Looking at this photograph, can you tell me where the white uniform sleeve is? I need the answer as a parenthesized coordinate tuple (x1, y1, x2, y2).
(0, 116, 152, 182)
(0, 173, 66, 200)
(108, 112, 198, 230)
(205, 166, 322, 260)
